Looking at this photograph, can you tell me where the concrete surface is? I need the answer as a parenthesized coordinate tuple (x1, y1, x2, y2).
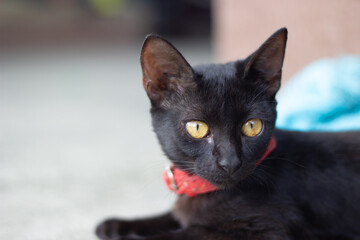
(0, 39, 212, 240)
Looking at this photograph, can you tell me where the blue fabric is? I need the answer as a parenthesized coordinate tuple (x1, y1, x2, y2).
(276, 55, 360, 131)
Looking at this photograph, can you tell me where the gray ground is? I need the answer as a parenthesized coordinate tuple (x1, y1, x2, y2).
(0, 39, 212, 240)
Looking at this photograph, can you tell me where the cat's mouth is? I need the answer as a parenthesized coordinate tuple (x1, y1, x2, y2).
(199, 165, 257, 190)
(187, 162, 243, 190)
(172, 158, 252, 190)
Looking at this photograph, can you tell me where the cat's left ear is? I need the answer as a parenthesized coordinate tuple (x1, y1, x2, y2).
(140, 35, 195, 107)
(243, 28, 288, 96)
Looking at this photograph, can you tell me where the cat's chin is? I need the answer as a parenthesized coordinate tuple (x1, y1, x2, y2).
(205, 170, 254, 190)
(208, 176, 241, 190)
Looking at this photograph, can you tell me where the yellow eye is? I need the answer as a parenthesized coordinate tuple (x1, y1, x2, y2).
(241, 119, 263, 137)
(185, 121, 209, 139)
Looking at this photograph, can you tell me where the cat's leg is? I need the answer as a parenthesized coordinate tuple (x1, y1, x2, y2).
(95, 212, 180, 240)
(98, 217, 295, 240)
(108, 225, 292, 240)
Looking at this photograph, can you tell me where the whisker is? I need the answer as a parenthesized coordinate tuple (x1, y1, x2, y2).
(248, 88, 268, 106)
(254, 167, 276, 189)
(242, 140, 253, 154)
(265, 155, 306, 168)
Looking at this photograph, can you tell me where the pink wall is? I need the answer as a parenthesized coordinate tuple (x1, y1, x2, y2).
(213, 0, 360, 82)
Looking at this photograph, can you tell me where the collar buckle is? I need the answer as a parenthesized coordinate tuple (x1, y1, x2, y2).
(165, 165, 178, 191)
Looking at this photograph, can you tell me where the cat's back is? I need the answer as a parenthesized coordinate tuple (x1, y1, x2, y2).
(272, 129, 360, 237)
(274, 129, 360, 171)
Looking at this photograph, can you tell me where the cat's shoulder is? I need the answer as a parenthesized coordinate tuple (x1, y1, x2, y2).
(273, 129, 360, 168)
(274, 128, 360, 145)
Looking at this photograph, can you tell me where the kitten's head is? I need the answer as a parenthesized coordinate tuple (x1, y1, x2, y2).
(140, 28, 287, 189)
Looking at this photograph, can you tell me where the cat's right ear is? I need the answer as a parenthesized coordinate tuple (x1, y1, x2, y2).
(243, 28, 288, 97)
(140, 35, 195, 107)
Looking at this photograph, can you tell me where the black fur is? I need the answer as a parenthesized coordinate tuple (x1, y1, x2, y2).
(96, 28, 360, 240)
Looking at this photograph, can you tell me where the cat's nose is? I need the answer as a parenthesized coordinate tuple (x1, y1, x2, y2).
(217, 157, 241, 175)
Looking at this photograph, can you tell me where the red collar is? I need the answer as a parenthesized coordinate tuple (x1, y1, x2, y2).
(163, 137, 277, 197)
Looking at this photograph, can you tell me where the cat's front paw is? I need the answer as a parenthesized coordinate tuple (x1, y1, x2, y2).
(96, 218, 131, 240)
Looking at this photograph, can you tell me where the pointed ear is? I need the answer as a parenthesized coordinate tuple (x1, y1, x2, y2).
(243, 28, 287, 96)
(140, 35, 195, 107)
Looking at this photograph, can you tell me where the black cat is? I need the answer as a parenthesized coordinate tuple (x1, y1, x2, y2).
(96, 28, 360, 240)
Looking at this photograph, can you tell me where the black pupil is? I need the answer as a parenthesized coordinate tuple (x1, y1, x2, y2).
(197, 124, 200, 131)
(250, 121, 254, 129)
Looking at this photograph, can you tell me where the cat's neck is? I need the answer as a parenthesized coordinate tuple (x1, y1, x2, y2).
(164, 137, 277, 197)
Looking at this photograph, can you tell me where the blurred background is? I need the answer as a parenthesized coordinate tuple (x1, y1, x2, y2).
(1, 0, 359, 240)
